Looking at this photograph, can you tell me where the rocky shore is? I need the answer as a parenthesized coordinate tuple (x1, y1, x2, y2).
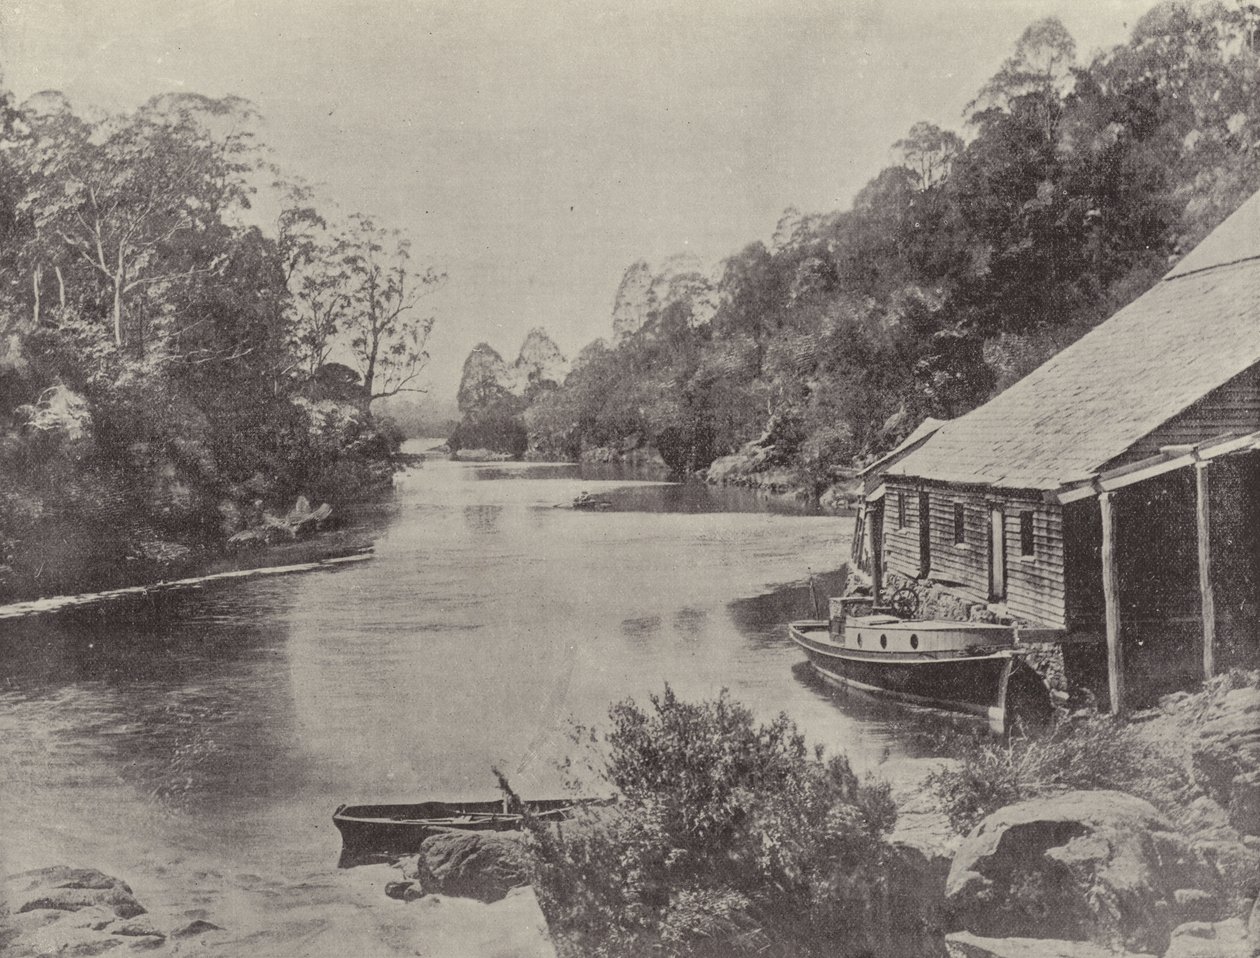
(8, 674, 1253, 958)
(887, 672, 1260, 958)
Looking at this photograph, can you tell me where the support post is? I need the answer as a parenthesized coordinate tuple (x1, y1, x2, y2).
(1195, 461, 1217, 679)
(1100, 491, 1125, 716)
(868, 503, 884, 606)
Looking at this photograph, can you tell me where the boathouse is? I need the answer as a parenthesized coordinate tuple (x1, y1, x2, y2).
(872, 191, 1260, 713)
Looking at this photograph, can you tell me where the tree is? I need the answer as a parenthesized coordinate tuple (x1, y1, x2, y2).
(275, 183, 352, 378)
(972, 16, 1078, 117)
(338, 214, 443, 402)
(895, 121, 965, 189)
(17, 93, 261, 349)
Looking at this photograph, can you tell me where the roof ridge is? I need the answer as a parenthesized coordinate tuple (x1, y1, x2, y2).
(1165, 252, 1260, 283)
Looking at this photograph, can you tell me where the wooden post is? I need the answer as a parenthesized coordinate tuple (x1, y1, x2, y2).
(868, 502, 884, 606)
(1100, 491, 1125, 716)
(1195, 461, 1217, 679)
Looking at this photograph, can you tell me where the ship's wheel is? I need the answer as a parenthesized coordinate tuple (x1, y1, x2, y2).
(887, 587, 919, 620)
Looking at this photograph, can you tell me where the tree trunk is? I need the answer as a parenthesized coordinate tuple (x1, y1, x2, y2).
(32, 265, 41, 326)
(113, 277, 123, 347)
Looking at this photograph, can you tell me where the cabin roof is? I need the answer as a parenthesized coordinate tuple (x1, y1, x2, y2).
(887, 190, 1260, 492)
(856, 417, 947, 478)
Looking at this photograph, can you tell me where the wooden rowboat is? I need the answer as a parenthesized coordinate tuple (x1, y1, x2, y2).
(333, 798, 607, 865)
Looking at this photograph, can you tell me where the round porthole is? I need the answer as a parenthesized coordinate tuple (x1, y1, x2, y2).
(880, 634, 888, 649)
(910, 634, 919, 650)
(856, 633, 863, 647)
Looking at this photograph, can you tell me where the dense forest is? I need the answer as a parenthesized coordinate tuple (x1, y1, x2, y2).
(0, 84, 440, 598)
(454, 1, 1260, 490)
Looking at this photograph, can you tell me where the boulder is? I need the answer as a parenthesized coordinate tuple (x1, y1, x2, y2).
(1192, 687, 1260, 837)
(9, 866, 145, 919)
(384, 880, 425, 902)
(945, 791, 1220, 954)
(170, 918, 225, 939)
(945, 931, 1156, 957)
(413, 831, 530, 902)
(1, 867, 162, 957)
(1163, 918, 1254, 958)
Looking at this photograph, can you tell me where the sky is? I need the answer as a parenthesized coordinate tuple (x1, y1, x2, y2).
(0, 0, 1163, 405)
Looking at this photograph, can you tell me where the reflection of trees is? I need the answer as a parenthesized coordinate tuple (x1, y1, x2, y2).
(0, 583, 305, 814)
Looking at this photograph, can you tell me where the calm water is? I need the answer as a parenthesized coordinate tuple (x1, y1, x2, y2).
(0, 443, 939, 954)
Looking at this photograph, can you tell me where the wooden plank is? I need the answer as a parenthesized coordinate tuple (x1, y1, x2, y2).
(867, 504, 884, 605)
(1195, 462, 1216, 679)
(1100, 492, 1125, 716)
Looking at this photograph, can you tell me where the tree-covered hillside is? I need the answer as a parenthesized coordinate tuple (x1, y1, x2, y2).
(0, 83, 440, 598)
(457, 1, 1260, 487)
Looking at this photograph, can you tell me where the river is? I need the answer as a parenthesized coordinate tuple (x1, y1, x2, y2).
(0, 442, 943, 954)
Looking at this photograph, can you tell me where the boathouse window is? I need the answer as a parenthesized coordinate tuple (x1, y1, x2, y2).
(953, 502, 965, 544)
(897, 492, 906, 529)
(1020, 510, 1035, 556)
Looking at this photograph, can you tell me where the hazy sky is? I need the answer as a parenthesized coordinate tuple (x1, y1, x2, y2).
(0, 0, 1160, 404)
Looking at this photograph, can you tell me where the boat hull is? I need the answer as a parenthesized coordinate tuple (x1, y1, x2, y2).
(333, 798, 594, 865)
(789, 620, 1020, 734)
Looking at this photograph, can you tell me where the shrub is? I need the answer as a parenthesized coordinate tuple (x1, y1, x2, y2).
(927, 713, 1195, 835)
(524, 687, 896, 958)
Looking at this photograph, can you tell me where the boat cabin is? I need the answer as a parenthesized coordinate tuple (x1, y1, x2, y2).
(864, 191, 1260, 713)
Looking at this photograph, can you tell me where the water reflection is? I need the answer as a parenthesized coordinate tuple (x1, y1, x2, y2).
(3, 451, 937, 957)
(462, 503, 503, 534)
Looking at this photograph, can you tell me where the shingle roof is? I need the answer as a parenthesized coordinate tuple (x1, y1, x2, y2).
(887, 190, 1260, 491)
(857, 417, 947, 478)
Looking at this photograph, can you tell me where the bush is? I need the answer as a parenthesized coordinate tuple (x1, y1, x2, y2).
(927, 713, 1194, 835)
(524, 687, 896, 958)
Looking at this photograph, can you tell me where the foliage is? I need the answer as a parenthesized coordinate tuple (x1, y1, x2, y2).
(0, 82, 440, 597)
(525, 687, 897, 958)
(926, 713, 1195, 835)
(498, 1, 1260, 484)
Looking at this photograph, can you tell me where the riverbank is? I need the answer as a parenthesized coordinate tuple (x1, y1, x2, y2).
(0, 446, 429, 608)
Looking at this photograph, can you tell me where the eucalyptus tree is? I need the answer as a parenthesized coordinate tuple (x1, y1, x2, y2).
(17, 92, 261, 351)
(337, 213, 444, 403)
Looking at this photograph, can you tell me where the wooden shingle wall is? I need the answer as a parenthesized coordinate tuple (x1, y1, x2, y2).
(882, 480, 1067, 628)
(884, 484, 921, 581)
(924, 489, 988, 597)
(1003, 495, 1067, 629)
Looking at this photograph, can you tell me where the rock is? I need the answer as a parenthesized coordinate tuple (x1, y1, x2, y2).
(1191, 839, 1260, 908)
(1179, 797, 1240, 844)
(415, 830, 530, 903)
(1249, 896, 1260, 948)
(407, 885, 557, 958)
(1, 868, 157, 958)
(170, 918, 225, 939)
(945, 791, 1220, 954)
(9, 866, 146, 920)
(1163, 918, 1254, 958)
(1175, 889, 1223, 923)
(110, 917, 163, 939)
(1192, 687, 1260, 836)
(945, 931, 1156, 957)
(384, 880, 424, 902)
